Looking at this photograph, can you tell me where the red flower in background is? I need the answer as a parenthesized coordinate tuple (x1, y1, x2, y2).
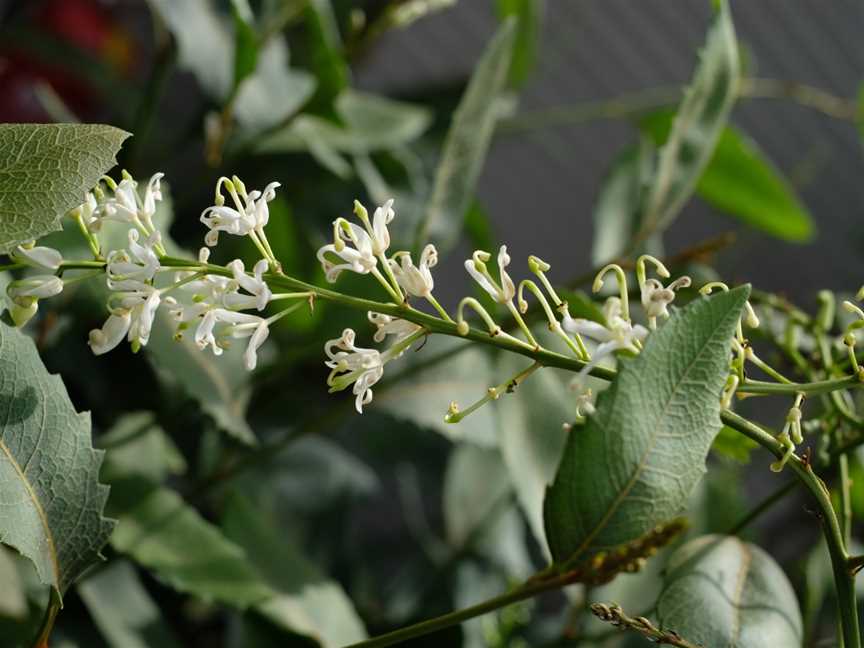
(0, 0, 135, 122)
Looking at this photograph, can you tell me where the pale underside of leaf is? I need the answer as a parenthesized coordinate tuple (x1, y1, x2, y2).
(543, 287, 749, 565)
(0, 322, 113, 596)
(0, 123, 129, 253)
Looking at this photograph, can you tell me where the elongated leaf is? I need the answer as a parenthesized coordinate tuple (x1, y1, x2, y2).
(147, 0, 233, 99)
(417, 19, 517, 250)
(591, 138, 656, 265)
(110, 485, 273, 608)
(99, 412, 187, 484)
(543, 286, 749, 563)
(655, 535, 803, 646)
(639, 0, 739, 236)
(78, 561, 184, 648)
(0, 321, 113, 597)
(496, 0, 543, 87)
(0, 124, 129, 253)
(230, 0, 259, 89)
(641, 111, 813, 242)
(496, 357, 569, 551)
(223, 494, 367, 646)
(256, 90, 430, 156)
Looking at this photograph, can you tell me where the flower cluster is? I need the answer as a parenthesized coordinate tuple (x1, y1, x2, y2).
(6, 172, 310, 374)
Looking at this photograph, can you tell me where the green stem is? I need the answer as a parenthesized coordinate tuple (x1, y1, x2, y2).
(720, 410, 860, 648)
(726, 480, 796, 536)
(32, 589, 60, 648)
(739, 376, 861, 396)
(839, 453, 853, 546)
(344, 570, 576, 648)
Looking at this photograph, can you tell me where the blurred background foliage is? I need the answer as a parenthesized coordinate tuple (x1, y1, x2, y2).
(0, 0, 862, 646)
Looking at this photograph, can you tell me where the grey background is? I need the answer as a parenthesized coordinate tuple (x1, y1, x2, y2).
(355, 0, 864, 304)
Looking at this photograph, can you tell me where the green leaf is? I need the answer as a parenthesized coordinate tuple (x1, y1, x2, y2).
(78, 561, 184, 648)
(99, 412, 187, 484)
(147, 0, 234, 99)
(304, 0, 349, 108)
(443, 444, 532, 578)
(543, 286, 749, 563)
(0, 123, 129, 254)
(110, 484, 273, 608)
(641, 111, 813, 242)
(591, 138, 656, 265)
(417, 19, 517, 250)
(639, 0, 739, 236)
(223, 494, 368, 646)
(146, 302, 256, 446)
(0, 547, 27, 621)
(655, 535, 803, 646)
(495, 0, 543, 87)
(234, 36, 316, 133)
(256, 90, 430, 157)
(0, 321, 114, 598)
(496, 357, 569, 552)
(711, 424, 758, 463)
(230, 0, 259, 89)
(375, 337, 499, 447)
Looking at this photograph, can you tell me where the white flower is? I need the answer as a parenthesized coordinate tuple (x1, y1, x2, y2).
(390, 244, 437, 298)
(103, 279, 162, 352)
(465, 246, 515, 304)
(227, 259, 272, 311)
(228, 318, 270, 371)
(12, 244, 63, 271)
(69, 192, 100, 231)
(88, 312, 132, 355)
(563, 297, 649, 361)
(99, 172, 164, 231)
(6, 276, 63, 326)
(325, 328, 385, 413)
(317, 221, 377, 282)
(368, 312, 421, 349)
(107, 229, 161, 282)
(570, 380, 596, 418)
(200, 178, 280, 247)
(365, 199, 394, 256)
(640, 276, 691, 321)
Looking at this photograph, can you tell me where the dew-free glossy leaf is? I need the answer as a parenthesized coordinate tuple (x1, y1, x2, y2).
(655, 535, 803, 646)
(0, 321, 114, 597)
(543, 286, 749, 563)
(230, 0, 259, 89)
(495, 0, 543, 88)
(641, 111, 813, 242)
(417, 19, 516, 250)
(78, 561, 184, 648)
(591, 138, 656, 265)
(110, 485, 273, 608)
(639, 0, 738, 236)
(223, 494, 368, 646)
(0, 123, 128, 253)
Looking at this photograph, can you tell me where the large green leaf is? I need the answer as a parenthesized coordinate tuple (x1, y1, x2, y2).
(0, 322, 114, 597)
(655, 535, 803, 646)
(223, 494, 368, 646)
(543, 286, 749, 563)
(78, 561, 184, 648)
(638, 0, 739, 237)
(99, 412, 187, 485)
(0, 124, 128, 254)
(640, 111, 813, 242)
(110, 485, 273, 608)
(417, 19, 517, 250)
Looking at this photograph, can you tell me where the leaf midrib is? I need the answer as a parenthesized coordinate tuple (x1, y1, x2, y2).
(0, 437, 59, 587)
